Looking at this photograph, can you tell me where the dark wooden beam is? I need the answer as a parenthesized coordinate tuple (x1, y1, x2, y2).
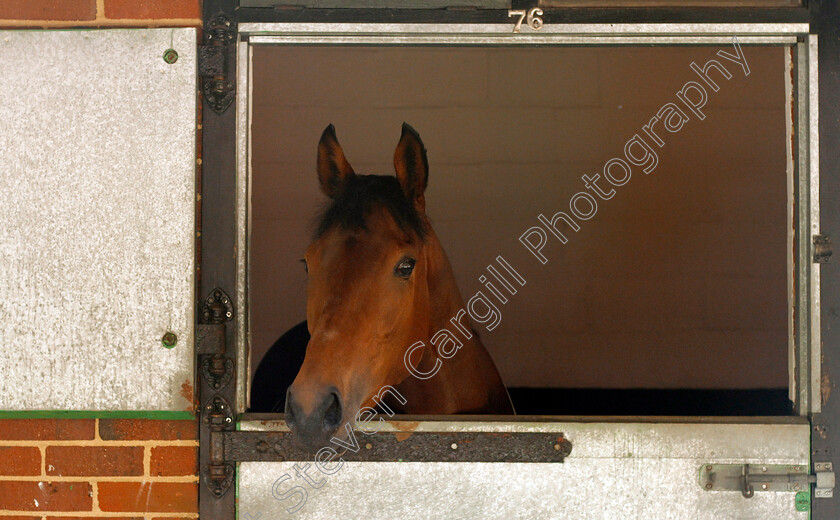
(811, 0, 840, 518)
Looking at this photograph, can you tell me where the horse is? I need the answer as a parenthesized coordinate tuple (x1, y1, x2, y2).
(281, 123, 514, 448)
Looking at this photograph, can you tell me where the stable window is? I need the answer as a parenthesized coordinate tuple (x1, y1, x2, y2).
(247, 43, 795, 417)
(211, 21, 820, 520)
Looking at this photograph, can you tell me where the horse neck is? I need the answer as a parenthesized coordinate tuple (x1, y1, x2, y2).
(423, 231, 468, 333)
(406, 229, 510, 413)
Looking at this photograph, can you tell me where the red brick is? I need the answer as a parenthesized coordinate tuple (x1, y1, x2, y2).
(98, 482, 197, 513)
(46, 446, 143, 477)
(0, 481, 92, 511)
(0, 446, 41, 476)
(0, 419, 94, 441)
(150, 446, 197, 476)
(104, 0, 200, 20)
(0, 0, 96, 21)
(99, 419, 196, 441)
(47, 517, 144, 520)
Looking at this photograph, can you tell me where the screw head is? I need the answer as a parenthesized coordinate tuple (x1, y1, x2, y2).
(450, 443, 458, 450)
(163, 49, 179, 64)
(161, 332, 178, 348)
(706, 483, 713, 489)
(365, 443, 372, 450)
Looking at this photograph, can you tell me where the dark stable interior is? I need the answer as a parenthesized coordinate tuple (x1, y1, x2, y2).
(249, 321, 791, 416)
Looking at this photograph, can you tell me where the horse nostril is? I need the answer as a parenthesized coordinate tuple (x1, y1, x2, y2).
(322, 392, 342, 432)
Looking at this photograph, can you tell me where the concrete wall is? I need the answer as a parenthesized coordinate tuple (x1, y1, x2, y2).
(250, 45, 789, 390)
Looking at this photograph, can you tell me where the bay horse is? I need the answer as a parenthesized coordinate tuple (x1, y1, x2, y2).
(283, 123, 513, 448)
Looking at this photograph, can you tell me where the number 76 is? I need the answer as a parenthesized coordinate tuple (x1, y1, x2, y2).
(508, 7, 545, 33)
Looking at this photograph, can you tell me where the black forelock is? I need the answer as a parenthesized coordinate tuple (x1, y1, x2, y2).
(314, 175, 427, 239)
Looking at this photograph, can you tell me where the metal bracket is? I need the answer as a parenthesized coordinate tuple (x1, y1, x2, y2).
(202, 461, 234, 499)
(814, 462, 835, 498)
(202, 395, 234, 429)
(199, 13, 235, 115)
(814, 233, 832, 263)
(700, 463, 835, 498)
(201, 395, 235, 498)
(199, 287, 234, 324)
(201, 356, 234, 390)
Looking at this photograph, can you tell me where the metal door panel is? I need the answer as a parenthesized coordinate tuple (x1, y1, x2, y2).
(237, 418, 809, 519)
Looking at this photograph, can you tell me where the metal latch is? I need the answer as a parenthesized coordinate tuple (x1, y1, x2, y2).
(814, 233, 832, 263)
(700, 463, 835, 498)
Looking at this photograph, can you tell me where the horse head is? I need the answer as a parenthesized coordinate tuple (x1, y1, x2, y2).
(285, 123, 436, 447)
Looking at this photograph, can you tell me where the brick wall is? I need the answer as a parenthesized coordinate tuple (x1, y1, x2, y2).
(0, 418, 198, 519)
(0, 1, 202, 28)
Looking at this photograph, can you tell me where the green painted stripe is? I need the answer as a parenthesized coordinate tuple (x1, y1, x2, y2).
(0, 410, 195, 420)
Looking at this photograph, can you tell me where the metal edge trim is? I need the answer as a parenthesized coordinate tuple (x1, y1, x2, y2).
(808, 34, 821, 415)
(247, 35, 798, 45)
(785, 45, 796, 405)
(235, 40, 252, 415)
(239, 414, 810, 432)
(239, 22, 809, 35)
(794, 40, 809, 415)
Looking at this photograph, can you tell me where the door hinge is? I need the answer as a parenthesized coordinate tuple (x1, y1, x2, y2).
(814, 233, 832, 263)
(197, 287, 236, 499)
(197, 288, 235, 389)
(199, 13, 235, 115)
(700, 462, 835, 498)
(202, 396, 235, 498)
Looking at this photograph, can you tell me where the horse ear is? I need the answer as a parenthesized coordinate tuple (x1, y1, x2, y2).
(393, 123, 429, 208)
(317, 124, 355, 199)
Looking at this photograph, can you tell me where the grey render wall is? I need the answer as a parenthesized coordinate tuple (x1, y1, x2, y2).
(0, 29, 197, 410)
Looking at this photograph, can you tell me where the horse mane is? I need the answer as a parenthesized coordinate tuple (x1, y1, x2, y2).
(314, 174, 428, 239)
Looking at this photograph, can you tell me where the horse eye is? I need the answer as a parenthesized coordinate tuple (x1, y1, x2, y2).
(300, 259, 308, 274)
(395, 257, 416, 279)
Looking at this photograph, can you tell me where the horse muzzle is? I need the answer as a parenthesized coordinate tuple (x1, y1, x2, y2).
(285, 385, 344, 449)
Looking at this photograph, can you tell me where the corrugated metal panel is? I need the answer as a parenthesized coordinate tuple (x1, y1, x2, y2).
(0, 29, 196, 411)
